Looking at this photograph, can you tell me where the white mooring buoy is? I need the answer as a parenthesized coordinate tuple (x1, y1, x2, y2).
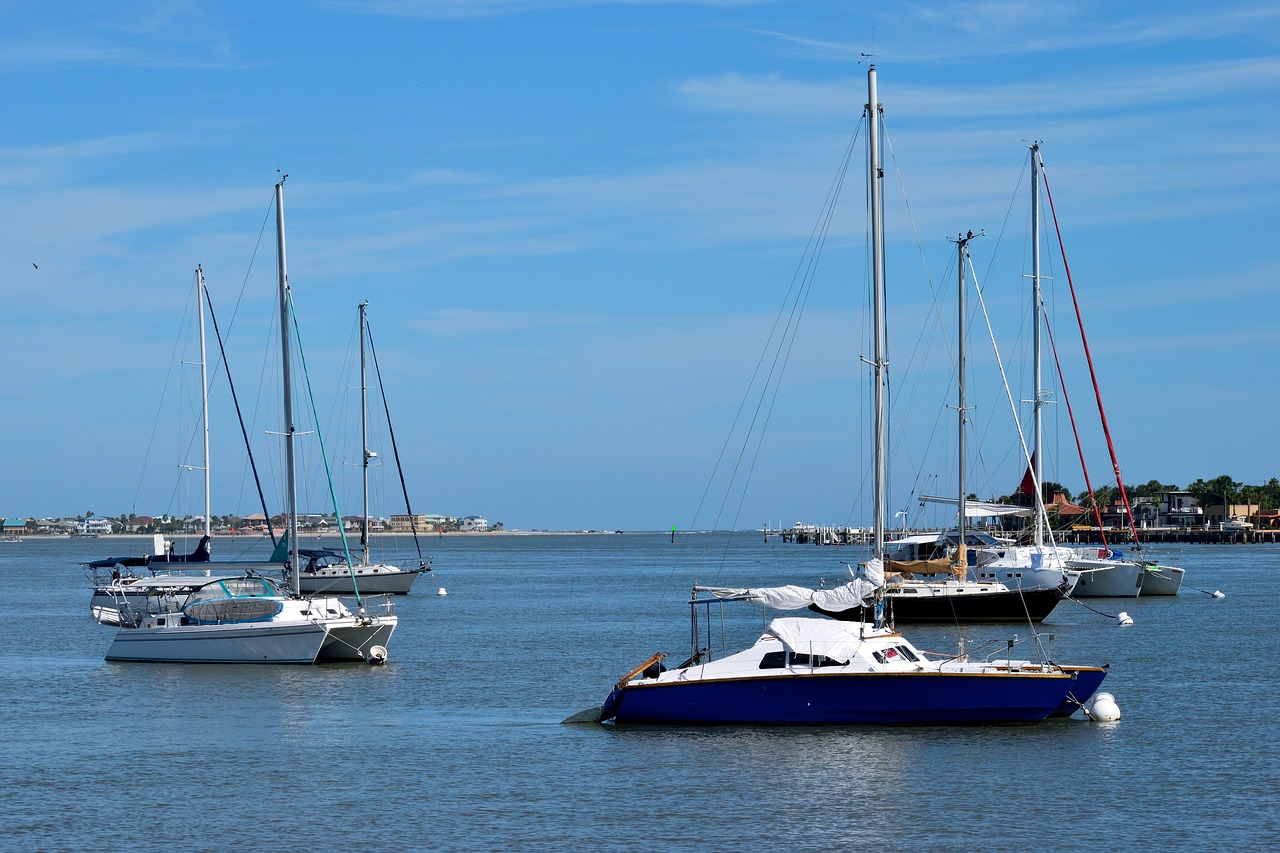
(1117, 611, 1134, 627)
(1212, 590, 1225, 598)
(437, 587, 448, 596)
(367, 645, 388, 665)
(1088, 692, 1121, 721)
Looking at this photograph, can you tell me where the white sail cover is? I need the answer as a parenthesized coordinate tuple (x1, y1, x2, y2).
(765, 617, 866, 663)
(920, 495, 1034, 518)
(700, 558, 884, 612)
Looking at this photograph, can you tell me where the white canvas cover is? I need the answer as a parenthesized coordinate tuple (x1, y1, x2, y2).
(700, 567, 881, 613)
(920, 495, 1034, 518)
(764, 617, 867, 663)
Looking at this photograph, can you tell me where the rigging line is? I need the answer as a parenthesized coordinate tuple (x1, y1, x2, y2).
(715, 169, 844, 569)
(970, 158, 1029, 483)
(129, 274, 197, 516)
(880, 120, 954, 516)
(225, 190, 279, 345)
(968, 252, 1059, 564)
(1039, 158, 1144, 550)
(364, 316, 430, 571)
(1042, 300, 1109, 545)
(675, 122, 862, 585)
(721, 237, 827, 546)
(204, 284, 278, 546)
(287, 291, 362, 605)
(881, 117, 948, 385)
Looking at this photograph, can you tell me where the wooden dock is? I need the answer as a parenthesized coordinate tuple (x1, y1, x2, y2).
(765, 526, 870, 546)
(1052, 527, 1280, 545)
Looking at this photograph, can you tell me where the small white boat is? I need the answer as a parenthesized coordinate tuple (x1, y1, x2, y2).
(105, 575, 394, 664)
(294, 548, 426, 596)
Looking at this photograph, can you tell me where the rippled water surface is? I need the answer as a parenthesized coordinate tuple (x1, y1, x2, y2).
(1, 534, 1276, 851)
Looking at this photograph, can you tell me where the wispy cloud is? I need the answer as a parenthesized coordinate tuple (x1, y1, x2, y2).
(672, 56, 1280, 122)
(0, 2, 250, 71)
(324, 0, 773, 20)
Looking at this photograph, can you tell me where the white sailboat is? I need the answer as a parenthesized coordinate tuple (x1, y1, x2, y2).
(1016, 144, 1183, 597)
(87, 267, 277, 626)
(295, 301, 429, 596)
(104, 180, 397, 664)
(816, 232, 1071, 624)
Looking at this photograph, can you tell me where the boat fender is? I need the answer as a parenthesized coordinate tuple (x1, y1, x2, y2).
(1088, 692, 1121, 722)
(367, 645, 388, 665)
(1116, 611, 1134, 627)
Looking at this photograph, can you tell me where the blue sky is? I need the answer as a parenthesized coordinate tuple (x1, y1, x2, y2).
(1, 1, 1276, 531)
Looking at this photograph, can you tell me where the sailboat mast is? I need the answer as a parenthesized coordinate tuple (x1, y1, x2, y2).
(956, 234, 969, 558)
(196, 265, 211, 539)
(1031, 143, 1044, 548)
(359, 300, 370, 565)
(275, 180, 300, 593)
(868, 65, 887, 561)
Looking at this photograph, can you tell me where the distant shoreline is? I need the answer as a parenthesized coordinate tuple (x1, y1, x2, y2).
(27, 529, 645, 539)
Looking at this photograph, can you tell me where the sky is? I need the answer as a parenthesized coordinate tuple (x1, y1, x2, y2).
(1, 1, 1277, 532)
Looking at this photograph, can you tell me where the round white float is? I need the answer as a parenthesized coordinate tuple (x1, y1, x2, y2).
(1089, 692, 1120, 721)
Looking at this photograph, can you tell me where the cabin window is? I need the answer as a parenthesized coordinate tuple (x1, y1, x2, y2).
(873, 646, 921, 664)
(759, 651, 845, 669)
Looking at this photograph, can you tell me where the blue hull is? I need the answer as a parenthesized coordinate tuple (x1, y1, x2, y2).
(1048, 666, 1108, 717)
(607, 671, 1083, 726)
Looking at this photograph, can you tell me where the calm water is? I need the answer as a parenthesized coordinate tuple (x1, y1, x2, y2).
(1, 534, 1276, 852)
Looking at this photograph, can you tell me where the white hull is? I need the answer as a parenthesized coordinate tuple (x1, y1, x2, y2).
(105, 612, 397, 664)
(103, 575, 398, 664)
(321, 619, 398, 661)
(295, 565, 423, 596)
(975, 546, 1079, 593)
(975, 564, 1078, 593)
(105, 619, 330, 663)
(1068, 561, 1144, 597)
(1138, 565, 1183, 596)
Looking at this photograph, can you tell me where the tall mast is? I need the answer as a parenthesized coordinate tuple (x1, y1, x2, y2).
(868, 65, 887, 561)
(275, 180, 300, 594)
(1030, 142, 1045, 547)
(956, 233, 970, 562)
(359, 300, 371, 564)
(196, 265, 211, 538)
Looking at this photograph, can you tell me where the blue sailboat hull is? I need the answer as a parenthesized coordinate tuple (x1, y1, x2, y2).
(1048, 666, 1108, 717)
(604, 670, 1089, 726)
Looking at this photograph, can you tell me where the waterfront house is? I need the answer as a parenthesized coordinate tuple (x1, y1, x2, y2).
(1156, 491, 1203, 528)
(75, 518, 113, 536)
(389, 513, 442, 532)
